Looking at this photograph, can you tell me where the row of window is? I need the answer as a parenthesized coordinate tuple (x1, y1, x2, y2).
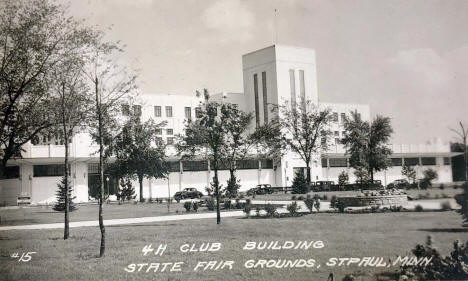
(31, 132, 72, 146)
(122, 105, 203, 120)
(321, 157, 450, 168)
(253, 72, 268, 127)
(331, 112, 361, 123)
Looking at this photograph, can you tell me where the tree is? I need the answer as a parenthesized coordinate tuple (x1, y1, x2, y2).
(0, 0, 92, 177)
(108, 116, 168, 202)
(270, 100, 332, 183)
(116, 178, 136, 203)
(342, 111, 393, 184)
(291, 170, 308, 194)
(219, 103, 256, 198)
(402, 164, 417, 184)
(84, 35, 137, 258)
(338, 171, 349, 187)
(450, 122, 468, 182)
(53, 176, 76, 212)
(420, 168, 438, 189)
(177, 89, 228, 224)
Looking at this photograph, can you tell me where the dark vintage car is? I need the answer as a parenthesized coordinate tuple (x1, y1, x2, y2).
(387, 179, 409, 189)
(247, 184, 274, 195)
(174, 188, 203, 202)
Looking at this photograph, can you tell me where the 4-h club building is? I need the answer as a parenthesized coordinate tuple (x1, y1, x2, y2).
(0, 45, 459, 206)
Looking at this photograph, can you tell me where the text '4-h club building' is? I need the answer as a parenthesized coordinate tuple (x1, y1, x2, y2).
(0, 45, 459, 206)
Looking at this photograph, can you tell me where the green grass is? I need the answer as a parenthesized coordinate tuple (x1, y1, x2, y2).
(0, 210, 466, 281)
(0, 202, 194, 226)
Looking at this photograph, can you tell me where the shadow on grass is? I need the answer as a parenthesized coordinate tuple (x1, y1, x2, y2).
(418, 228, 468, 233)
(106, 223, 178, 228)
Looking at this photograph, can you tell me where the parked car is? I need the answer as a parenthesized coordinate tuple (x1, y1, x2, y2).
(247, 184, 274, 195)
(387, 179, 409, 189)
(174, 188, 203, 202)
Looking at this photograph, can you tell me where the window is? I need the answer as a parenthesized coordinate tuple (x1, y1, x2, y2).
(329, 158, 347, 167)
(341, 113, 346, 123)
(184, 107, 191, 121)
(253, 74, 260, 127)
(88, 163, 100, 174)
(195, 107, 202, 118)
(335, 138, 340, 145)
(165, 106, 173, 117)
(334, 131, 339, 137)
(183, 160, 208, 172)
(133, 105, 142, 116)
(1, 166, 19, 179)
(262, 71, 268, 124)
(299, 70, 305, 103)
(404, 157, 419, 166)
(156, 137, 163, 145)
(166, 129, 173, 135)
(154, 106, 161, 117)
(289, 69, 296, 106)
(443, 157, 451, 165)
(165, 161, 180, 172)
(166, 137, 174, 145)
(421, 157, 436, 166)
(391, 158, 402, 166)
(333, 112, 338, 122)
(321, 137, 326, 145)
(321, 158, 328, 168)
(122, 104, 130, 116)
(155, 128, 162, 135)
(237, 159, 259, 170)
(260, 159, 273, 169)
(34, 164, 69, 177)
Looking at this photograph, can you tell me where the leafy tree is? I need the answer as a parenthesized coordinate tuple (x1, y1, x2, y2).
(53, 176, 76, 212)
(353, 165, 370, 187)
(304, 196, 315, 213)
(0, 0, 92, 177)
(402, 164, 417, 184)
(84, 35, 137, 258)
(177, 89, 228, 224)
(420, 168, 438, 189)
(342, 111, 393, 183)
(291, 170, 308, 194)
(219, 103, 256, 198)
(269, 100, 332, 183)
(108, 116, 168, 202)
(338, 171, 349, 186)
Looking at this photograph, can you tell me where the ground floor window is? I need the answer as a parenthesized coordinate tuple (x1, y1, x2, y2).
(404, 157, 419, 166)
(33, 164, 70, 177)
(1, 166, 19, 179)
(421, 157, 436, 166)
(329, 158, 348, 167)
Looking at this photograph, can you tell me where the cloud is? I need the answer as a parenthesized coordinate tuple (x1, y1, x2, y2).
(202, 0, 255, 42)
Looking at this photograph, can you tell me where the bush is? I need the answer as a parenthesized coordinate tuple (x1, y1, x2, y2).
(415, 204, 423, 212)
(304, 198, 315, 213)
(439, 183, 445, 190)
(314, 198, 321, 213)
(223, 199, 232, 209)
(390, 205, 403, 212)
(193, 202, 199, 212)
(342, 274, 355, 281)
(243, 204, 251, 217)
(420, 168, 438, 189)
(291, 195, 297, 200)
(287, 201, 299, 216)
(53, 176, 77, 212)
(336, 200, 346, 213)
(440, 201, 451, 211)
(330, 195, 338, 209)
(297, 195, 305, 200)
(291, 171, 309, 194)
(225, 177, 240, 198)
(338, 171, 349, 186)
(205, 197, 215, 211)
(264, 204, 277, 217)
(183, 201, 192, 212)
(322, 195, 328, 201)
(255, 206, 261, 217)
(117, 178, 136, 202)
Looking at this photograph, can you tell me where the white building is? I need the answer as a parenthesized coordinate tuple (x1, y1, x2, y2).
(0, 45, 459, 206)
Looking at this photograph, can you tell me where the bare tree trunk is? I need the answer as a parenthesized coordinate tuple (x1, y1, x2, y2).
(96, 78, 106, 258)
(139, 175, 144, 202)
(62, 87, 70, 240)
(214, 168, 220, 224)
(306, 162, 311, 184)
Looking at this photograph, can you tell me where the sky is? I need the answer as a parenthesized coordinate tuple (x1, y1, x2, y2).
(67, 0, 468, 144)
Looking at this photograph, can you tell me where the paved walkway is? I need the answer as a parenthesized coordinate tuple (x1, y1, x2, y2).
(0, 198, 457, 231)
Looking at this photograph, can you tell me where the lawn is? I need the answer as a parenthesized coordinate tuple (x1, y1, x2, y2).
(0, 202, 192, 226)
(0, 210, 466, 281)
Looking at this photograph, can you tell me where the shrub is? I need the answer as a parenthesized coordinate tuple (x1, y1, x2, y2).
(390, 205, 403, 212)
(439, 183, 445, 190)
(342, 274, 355, 281)
(291, 195, 297, 200)
(255, 206, 261, 217)
(441, 193, 449, 199)
(116, 178, 136, 202)
(287, 201, 299, 216)
(415, 204, 423, 212)
(440, 201, 451, 211)
(291, 171, 308, 194)
(297, 195, 305, 200)
(314, 198, 321, 213)
(322, 195, 328, 201)
(338, 171, 349, 186)
(192, 202, 199, 212)
(205, 197, 215, 211)
(434, 194, 440, 199)
(223, 199, 232, 209)
(53, 176, 77, 212)
(264, 204, 277, 217)
(183, 201, 192, 212)
(304, 198, 315, 213)
(420, 168, 438, 189)
(336, 200, 346, 213)
(225, 177, 240, 198)
(243, 204, 251, 217)
(330, 195, 338, 209)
